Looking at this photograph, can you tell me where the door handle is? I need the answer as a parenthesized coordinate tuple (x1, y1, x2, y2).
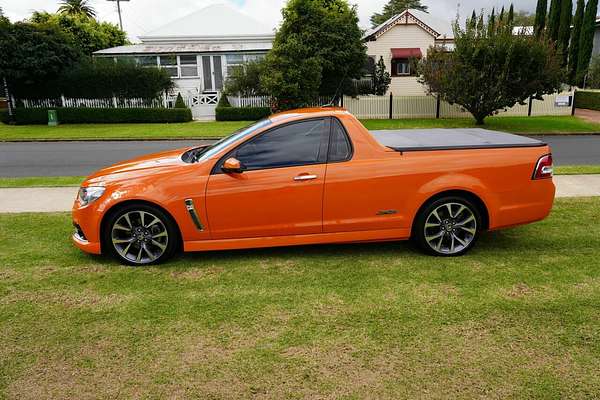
(294, 174, 317, 181)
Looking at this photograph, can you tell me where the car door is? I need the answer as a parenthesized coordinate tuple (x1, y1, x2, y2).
(323, 117, 407, 233)
(205, 118, 330, 240)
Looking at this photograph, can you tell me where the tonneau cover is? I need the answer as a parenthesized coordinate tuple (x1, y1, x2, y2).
(370, 128, 545, 152)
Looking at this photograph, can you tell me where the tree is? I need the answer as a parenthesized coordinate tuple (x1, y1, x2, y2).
(547, 0, 562, 41)
(586, 55, 600, 88)
(576, 0, 599, 85)
(370, 0, 428, 28)
(419, 14, 563, 125)
(507, 5, 515, 24)
(29, 12, 127, 56)
(557, 0, 572, 65)
(568, 0, 585, 83)
(224, 59, 267, 96)
(262, 0, 367, 110)
(58, 0, 96, 18)
(174, 93, 186, 108)
(533, 0, 548, 35)
(373, 57, 391, 95)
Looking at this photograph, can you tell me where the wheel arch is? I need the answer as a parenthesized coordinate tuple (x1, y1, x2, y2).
(410, 189, 490, 237)
(99, 199, 183, 253)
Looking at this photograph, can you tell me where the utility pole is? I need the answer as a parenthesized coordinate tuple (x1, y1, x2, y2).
(107, 0, 129, 30)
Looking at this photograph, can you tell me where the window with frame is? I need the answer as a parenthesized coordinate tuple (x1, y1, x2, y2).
(179, 55, 199, 77)
(226, 54, 245, 76)
(159, 55, 178, 77)
(233, 119, 328, 170)
(328, 118, 352, 162)
(391, 58, 410, 76)
(137, 56, 157, 66)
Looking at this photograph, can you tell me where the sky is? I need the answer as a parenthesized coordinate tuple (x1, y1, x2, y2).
(1, 0, 540, 41)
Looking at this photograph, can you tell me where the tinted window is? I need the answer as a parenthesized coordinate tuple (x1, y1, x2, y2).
(235, 119, 328, 170)
(328, 119, 351, 162)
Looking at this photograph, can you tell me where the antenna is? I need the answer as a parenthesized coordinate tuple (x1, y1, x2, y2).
(322, 68, 349, 107)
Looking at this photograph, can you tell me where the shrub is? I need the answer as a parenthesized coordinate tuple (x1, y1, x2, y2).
(174, 93, 186, 108)
(575, 91, 600, 111)
(217, 95, 232, 108)
(2, 107, 192, 125)
(215, 106, 271, 121)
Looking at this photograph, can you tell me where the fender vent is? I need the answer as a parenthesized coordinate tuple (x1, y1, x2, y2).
(184, 199, 204, 231)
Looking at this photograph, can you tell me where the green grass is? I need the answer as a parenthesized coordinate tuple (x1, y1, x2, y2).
(0, 120, 251, 141)
(0, 176, 85, 188)
(1, 198, 600, 398)
(362, 115, 600, 134)
(554, 165, 600, 175)
(2, 116, 599, 141)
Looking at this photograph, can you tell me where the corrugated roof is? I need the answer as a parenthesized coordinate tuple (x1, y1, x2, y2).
(94, 42, 272, 55)
(364, 9, 454, 40)
(139, 3, 274, 41)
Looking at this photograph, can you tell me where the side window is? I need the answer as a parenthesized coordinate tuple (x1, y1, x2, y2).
(234, 119, 328, 170)
(328, 119, 352, 162)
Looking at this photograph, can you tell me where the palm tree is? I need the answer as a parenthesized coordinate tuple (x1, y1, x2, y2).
(58, 0, 96, 18)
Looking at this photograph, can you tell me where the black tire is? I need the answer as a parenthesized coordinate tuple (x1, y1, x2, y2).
(413, 196, 482, 256)
(103, 203, 179, 266)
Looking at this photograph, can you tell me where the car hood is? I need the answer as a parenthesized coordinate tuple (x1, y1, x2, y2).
(84, 147, 195, 186)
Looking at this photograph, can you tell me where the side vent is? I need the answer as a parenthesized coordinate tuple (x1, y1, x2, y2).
(184, 199, 204, 231)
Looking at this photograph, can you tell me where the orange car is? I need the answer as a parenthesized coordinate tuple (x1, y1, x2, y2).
(72, 108, 555, 265)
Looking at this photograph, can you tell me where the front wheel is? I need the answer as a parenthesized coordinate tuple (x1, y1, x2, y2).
(413, 196, 481, 256)
(104, 204, 179, 266)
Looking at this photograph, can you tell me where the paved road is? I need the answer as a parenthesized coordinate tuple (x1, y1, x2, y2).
(0, 135, 598, 177)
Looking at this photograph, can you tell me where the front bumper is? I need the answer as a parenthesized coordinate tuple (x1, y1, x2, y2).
(72, 201, 104, 255)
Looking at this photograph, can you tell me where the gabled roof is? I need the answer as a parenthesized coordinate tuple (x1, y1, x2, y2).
(363, 9, 454, 41)
(139, 3, 275, 43)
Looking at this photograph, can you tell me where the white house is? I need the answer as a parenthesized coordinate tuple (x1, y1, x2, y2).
(94, 4, 275, 118)
(363, 9, 454, 96)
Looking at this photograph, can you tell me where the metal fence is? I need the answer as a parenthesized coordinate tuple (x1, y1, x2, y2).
(342, 92, 575, 119)
(20, 96, 163, 109)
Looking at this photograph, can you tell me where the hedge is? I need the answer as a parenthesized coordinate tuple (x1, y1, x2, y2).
(0, 107, 192, 125)
(215, 106, 271, 121)
(575, 91, 600, 111)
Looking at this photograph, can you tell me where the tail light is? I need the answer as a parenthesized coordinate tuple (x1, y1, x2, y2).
(532, 154, 553, 180)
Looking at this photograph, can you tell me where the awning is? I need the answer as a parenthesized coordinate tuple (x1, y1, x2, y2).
(391, 48, 422, 58)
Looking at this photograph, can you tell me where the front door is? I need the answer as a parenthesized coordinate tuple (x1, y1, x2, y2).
(206, 118, 330, 239)
(201, 55, 224, 91)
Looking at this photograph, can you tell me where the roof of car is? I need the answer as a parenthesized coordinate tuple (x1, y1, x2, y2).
(269, 107, 350, 123)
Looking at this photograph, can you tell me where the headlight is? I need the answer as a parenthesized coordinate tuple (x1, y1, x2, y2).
(78, 186, 105, 207)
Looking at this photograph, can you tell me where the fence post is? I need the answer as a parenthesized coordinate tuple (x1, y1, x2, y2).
(112, 95, 118, 108)
(436, 95, 441, 119)
(340, 95, 344, 108)
(571, 89, 577, 116)
(163, 91, 168, 108)
(60, 94, 66, 108)
(389, 92, 393, 119)
(527, 96, 533, 117)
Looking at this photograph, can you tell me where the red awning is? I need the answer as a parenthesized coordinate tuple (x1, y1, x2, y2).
(391, 48, 422, 58)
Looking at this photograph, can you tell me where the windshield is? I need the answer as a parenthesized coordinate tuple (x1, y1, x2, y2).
(187, 118, 272, 163)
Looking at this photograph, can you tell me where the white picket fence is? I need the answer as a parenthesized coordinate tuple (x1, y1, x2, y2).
(227, 95, 336, 108)
(342, 92, 574, 119)
(20, 96, 163, 109)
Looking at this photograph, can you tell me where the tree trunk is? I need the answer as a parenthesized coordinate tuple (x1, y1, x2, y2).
(475, 115, 486, 125)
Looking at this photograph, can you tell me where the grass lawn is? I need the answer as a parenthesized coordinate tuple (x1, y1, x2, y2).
(553, 165, 600, 175)
(0, 176, 85, 188)
(2, 116, 600, 141)
(1, 197, 600, 398)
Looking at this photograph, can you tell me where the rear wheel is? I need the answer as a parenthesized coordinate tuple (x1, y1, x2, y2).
(104, 204, 179, 266)
(413, 196, 481, 256)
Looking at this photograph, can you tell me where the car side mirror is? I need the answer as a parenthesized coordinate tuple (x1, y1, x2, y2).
(222, 157, 245, 173)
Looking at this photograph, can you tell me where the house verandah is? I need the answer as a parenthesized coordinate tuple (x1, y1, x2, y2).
(93, 4, 274, 119)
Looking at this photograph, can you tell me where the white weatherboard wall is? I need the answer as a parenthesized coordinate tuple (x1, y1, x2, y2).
(366, 24, 433, 96)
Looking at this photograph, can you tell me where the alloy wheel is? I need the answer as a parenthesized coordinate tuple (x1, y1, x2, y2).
(423, 202, 477, 255)
(111, 210, 169, 264)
